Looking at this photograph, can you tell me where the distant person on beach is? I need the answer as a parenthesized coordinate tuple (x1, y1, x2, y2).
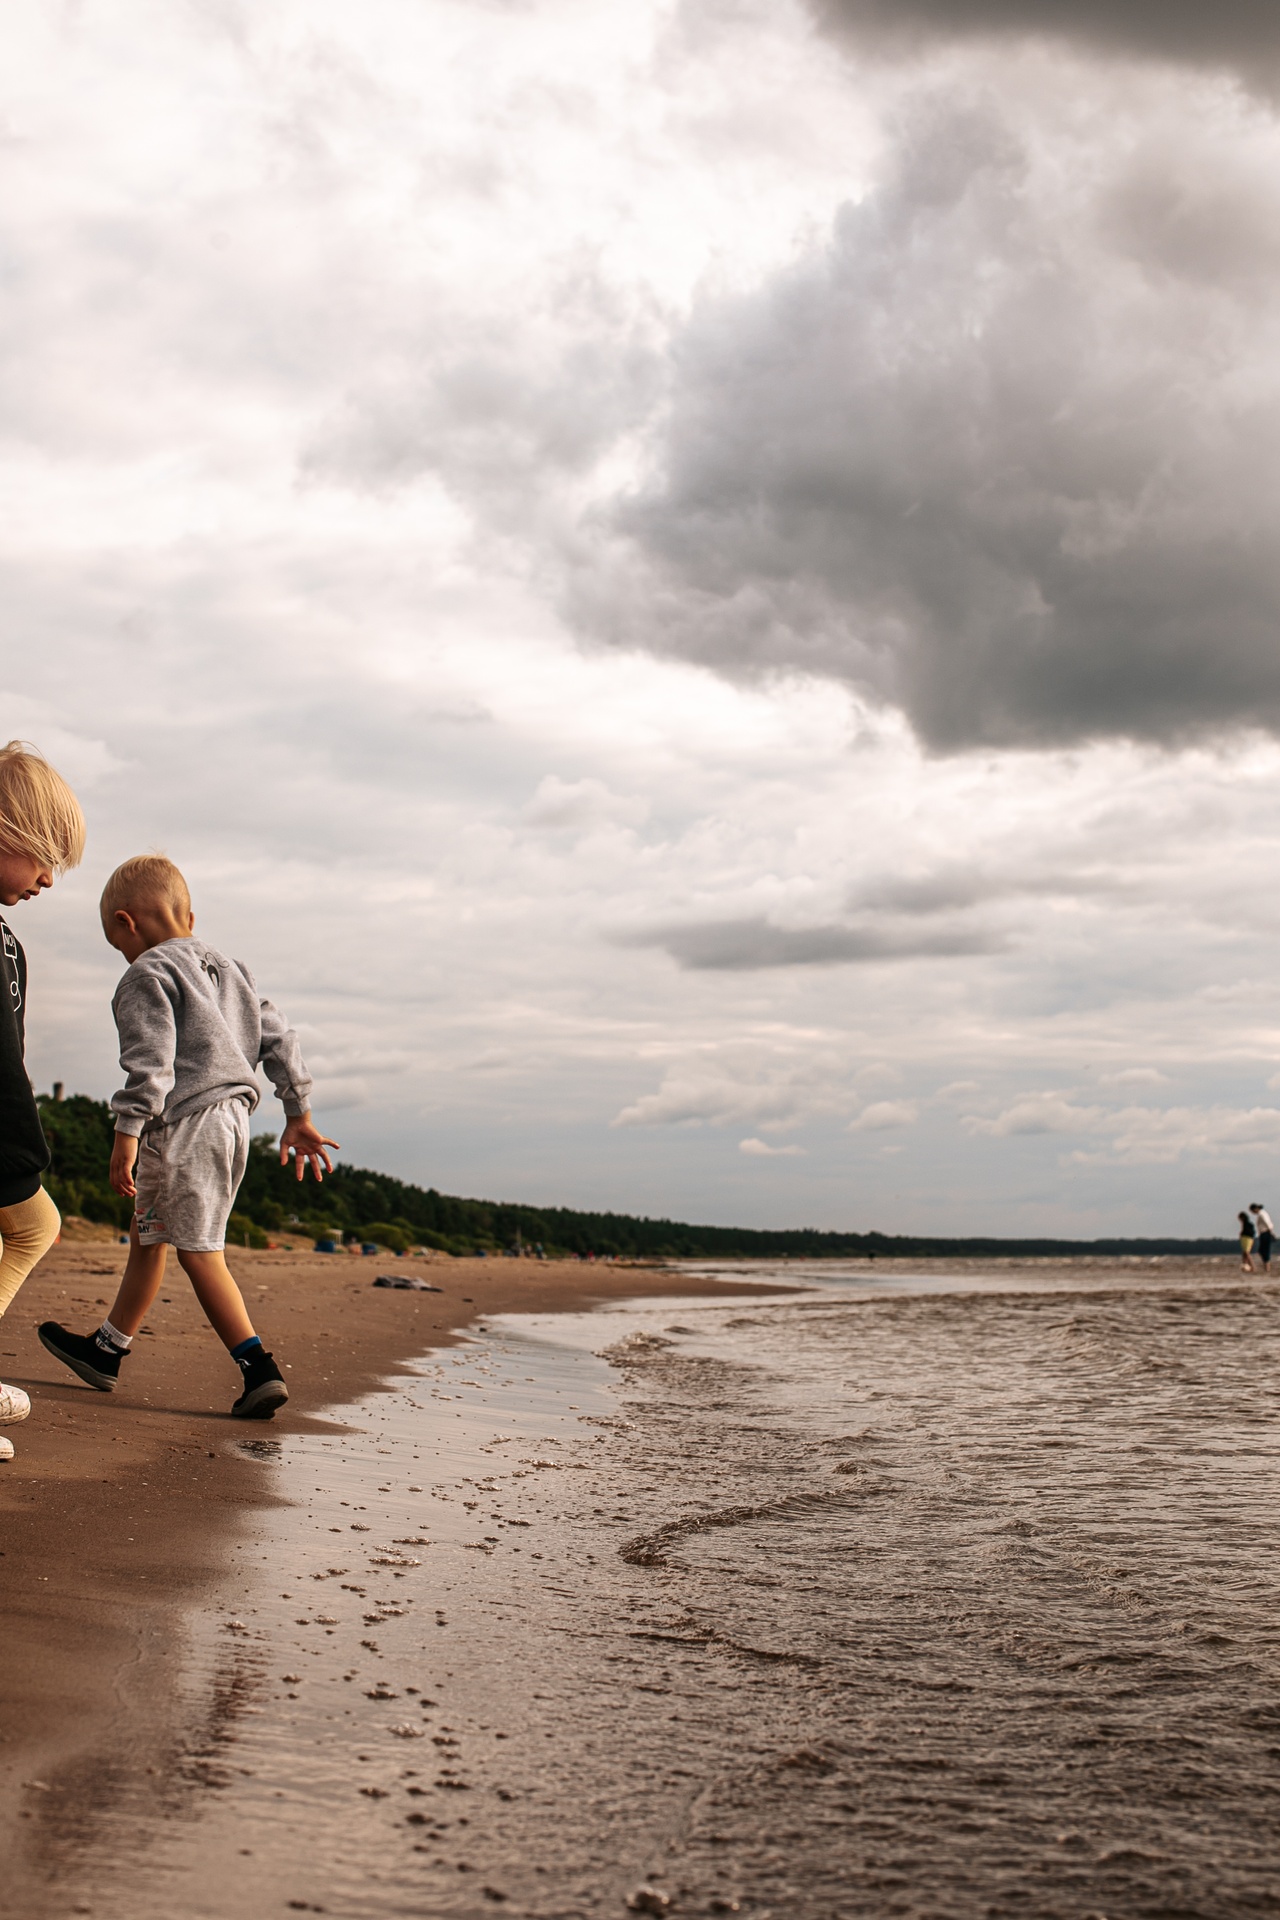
(39, 855, 338, 1419)
(1250, 1203, 1274, 1273)
(0, 744, 86, 1462)
(1238, 1211, 1256, 1274)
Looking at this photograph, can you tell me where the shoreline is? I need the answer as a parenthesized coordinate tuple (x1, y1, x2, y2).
(0, 1245, 783, 1869)
(4, 1250, 1275, 1912)
(13, 1252, 1279, 1915)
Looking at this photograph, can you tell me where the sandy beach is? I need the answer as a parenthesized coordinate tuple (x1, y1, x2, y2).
(0, 1243, 775, 1897)
(5, 1250, 1280, 1918)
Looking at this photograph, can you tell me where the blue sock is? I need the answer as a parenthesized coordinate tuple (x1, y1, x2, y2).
(231, 1334, 263, 1372)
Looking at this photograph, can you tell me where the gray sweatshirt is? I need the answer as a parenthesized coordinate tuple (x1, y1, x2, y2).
(110, 937, 312, 1137)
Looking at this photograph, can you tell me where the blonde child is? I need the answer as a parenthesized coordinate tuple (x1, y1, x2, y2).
(0, 742, 87, 1460)
(40, 855, 338, 1419)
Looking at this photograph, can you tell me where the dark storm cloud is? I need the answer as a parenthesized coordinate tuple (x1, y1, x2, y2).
(582, 88, 1280, 750)
(617, 915, 1002, 970)
(852, 864, 1124, 914)
(809, 0, 1280, 84)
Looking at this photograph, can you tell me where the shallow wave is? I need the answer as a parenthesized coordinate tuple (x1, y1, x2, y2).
(594, 1282, 1280, 1916)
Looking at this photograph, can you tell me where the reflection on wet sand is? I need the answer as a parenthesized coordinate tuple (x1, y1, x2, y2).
(28, 1262, 1280, 1918)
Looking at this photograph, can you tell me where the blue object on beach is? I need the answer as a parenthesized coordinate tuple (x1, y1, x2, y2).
(314, 1237, 339, 1253)
(361, 1241, 378, 1255)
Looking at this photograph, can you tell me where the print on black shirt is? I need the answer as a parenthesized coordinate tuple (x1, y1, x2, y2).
(0, 916, 49, 1207)
(3, 923, 21, 1013)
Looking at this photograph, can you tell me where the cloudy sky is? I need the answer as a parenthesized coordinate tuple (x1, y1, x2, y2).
(8, 0, 1280, 1238)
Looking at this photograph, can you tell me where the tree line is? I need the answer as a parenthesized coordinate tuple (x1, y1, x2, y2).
(36, 1092, 1235, 1260)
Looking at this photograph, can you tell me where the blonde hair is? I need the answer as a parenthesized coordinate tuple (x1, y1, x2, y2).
(0, 741, 86, 872)
(100, 854, 191, 928)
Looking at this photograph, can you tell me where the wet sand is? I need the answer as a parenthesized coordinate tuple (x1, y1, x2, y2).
(0, 1243, 775, 1890)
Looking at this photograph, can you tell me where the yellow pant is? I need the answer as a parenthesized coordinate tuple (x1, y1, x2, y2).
(0, 1186, 61, 1319)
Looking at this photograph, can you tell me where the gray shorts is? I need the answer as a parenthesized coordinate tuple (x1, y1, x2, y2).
(134, 1098, 250, 1253)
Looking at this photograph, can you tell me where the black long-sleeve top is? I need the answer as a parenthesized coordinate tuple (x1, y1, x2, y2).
(0, 917, 49, 1207)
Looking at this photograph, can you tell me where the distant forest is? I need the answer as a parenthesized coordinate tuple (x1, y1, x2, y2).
(37, 1091, 1237, 1261)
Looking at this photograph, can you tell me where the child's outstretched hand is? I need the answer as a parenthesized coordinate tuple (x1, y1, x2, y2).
(110, 1132, 139, 1199)
(280, 1113, 340, 1182)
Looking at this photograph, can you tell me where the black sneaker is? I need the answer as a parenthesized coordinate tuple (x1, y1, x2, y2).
(39, 1322, 124, 1392)
(232, 1350, 288, 1420)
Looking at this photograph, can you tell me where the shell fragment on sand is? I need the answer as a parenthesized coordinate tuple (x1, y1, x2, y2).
(627, 1891, 672, 1915)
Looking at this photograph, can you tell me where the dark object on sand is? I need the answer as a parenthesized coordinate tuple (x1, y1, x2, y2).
(372, 1274, 442, 1293)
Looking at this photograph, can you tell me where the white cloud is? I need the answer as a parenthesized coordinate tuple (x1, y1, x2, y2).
(1074, 1106, 1280, 1166)
(965, 1096, 1108, 1138)
(0, 695, 123, 793)
(856, 1062, 905, 1088)
(739, 1137, 806, 1156)
(849, 1100, 919, 1131)
(611, 1044, 855, 1132)
(966, 1096, 1280, 1165)
(523, 776, 648, 833)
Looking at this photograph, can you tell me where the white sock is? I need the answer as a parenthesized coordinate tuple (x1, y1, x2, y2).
(96, 1318, 132, 1353)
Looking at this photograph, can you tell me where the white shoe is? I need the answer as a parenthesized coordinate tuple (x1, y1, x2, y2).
(0, 1435, 13, 1459)
(0, 1383, 31, 1424)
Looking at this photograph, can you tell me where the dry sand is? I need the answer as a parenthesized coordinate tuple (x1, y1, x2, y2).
(0, 1243, 774, 1857)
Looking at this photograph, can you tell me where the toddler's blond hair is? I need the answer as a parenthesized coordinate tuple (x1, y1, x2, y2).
(0, 740, 86, 872)
(100, 854, 192, 929)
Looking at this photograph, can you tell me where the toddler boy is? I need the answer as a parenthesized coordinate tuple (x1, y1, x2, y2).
(40, 855, 338, 1419)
